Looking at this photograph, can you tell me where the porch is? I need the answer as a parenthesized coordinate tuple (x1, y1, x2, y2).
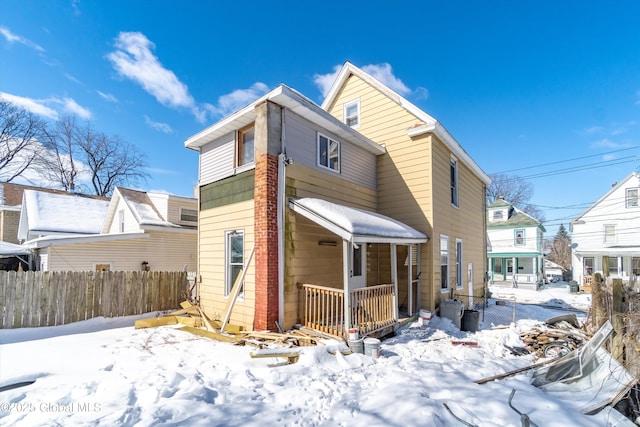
(298, 283, 397, 339)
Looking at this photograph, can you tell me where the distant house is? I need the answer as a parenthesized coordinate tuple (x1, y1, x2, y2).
(571, 172, 640, 289)
(544, 259, 566, 282)
(186, 62, 489, 337)
(487, 197, 546, 288)
(21, 187, 197, 272)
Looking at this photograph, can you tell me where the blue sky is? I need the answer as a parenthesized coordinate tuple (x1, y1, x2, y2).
(1, 0, 639, 239)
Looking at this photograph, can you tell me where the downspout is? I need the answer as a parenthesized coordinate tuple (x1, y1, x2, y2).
(278, 107, 286, 328)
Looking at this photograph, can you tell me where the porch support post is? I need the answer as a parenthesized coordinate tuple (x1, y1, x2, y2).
(416, 244, 422, 310)
(343, 239, 351, 332)
(391, 243, 399, 321)
(407, 244, 413, 316)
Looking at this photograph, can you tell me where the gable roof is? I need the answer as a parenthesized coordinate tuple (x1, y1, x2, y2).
(320, 62, 490, 185)
(486, 198, 545, 231)
(184, 84, 384, 155)
(102, 187, 179, 232)
(18, 190, 111, 240)
(571, 171, 639, 224)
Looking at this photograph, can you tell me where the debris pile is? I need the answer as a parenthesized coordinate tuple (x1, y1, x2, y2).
(520, 314, 592, 358)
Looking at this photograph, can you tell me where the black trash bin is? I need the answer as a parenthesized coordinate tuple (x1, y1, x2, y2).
(569, 281, 579, 293)
(461, 309, 479, 332)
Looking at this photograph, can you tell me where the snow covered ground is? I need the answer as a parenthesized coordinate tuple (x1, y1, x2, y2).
(0, 283, 632, 426)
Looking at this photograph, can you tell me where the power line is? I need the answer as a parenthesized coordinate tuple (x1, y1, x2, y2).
(491, 146, 639, 175)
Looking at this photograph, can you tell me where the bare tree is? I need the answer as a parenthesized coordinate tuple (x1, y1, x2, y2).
(38, 117, 149, 196)
(0, 101, 49, 182)
(487, 173, 545, 222)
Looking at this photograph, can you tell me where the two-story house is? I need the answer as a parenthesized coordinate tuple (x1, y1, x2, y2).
(186, 62, 490, 337)
(571, 172, 640, 289)
(487, 197, 545, 289)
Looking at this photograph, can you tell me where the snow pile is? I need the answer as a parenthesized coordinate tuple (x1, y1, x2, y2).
(0, 285, 628, 426)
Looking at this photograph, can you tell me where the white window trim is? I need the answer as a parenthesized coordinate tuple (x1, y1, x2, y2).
(514, 229, 525, 246)
(455, 239, 463, 289)
(604, 224, 616, 244)
(450, 157, 459, 208)
(343, 99, 361, 129)
(225, 229, 245, 299)
(118, 209, 125, 233)
(440, 234, 449, 292)
(317, 132, 341, 174)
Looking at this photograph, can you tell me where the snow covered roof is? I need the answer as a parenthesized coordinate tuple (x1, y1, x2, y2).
(116, 187, 177, 228)
(289, 198, 428, 244)
(18, 190, 111, 240)
(0, 240, 31, 256)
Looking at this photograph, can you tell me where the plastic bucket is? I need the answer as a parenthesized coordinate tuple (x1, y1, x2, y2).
(348, 338, 364, 354)
(347, 328, 359, 341)
(440, 300, 464, 330)
(419, 309, 432, 326)
(363, 337, 381, 358)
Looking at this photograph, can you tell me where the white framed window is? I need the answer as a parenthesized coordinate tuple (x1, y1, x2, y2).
(450, 157, 459, 207)
(180, 208, 198, 223)
(632, 257, 640, 276)
(455, 239, 463, 289)
(626, 188, 639, 208)
(237, 124, 255, 167)
(492, 210, 503, 220)
(608, 256, 621, 276)
(604, 224, 616, 244)
(317, 133, 340, 173)
(225, 230, 245, 297)
(514, 229, 525, 246)
(344, 99, 360, 128)
(352, 244, 362, 277)
(440, 235, 449, 291)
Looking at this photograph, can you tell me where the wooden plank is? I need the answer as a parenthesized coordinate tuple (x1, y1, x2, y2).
(5, 272, 16, 328)
(134, 316, 178, 329)
(221, 244, 255, 333)
(62, 272, 72, 325)
(166, 305, 200, 316)
(12, 271, 24, 328)
(21, 272, 34, 327)
(177, 325, 240, 343)
(0, 272, 7, 328)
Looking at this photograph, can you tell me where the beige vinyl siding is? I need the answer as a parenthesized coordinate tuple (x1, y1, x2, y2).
(198, 199, 255, 330)
(283, 163, 377, 328)
(199, 132, 236, 185)
(44, 230, 196, 272)
(284, 111, 377, 190)
(326, 73, 487, 312)
(167, 199, 198, 227)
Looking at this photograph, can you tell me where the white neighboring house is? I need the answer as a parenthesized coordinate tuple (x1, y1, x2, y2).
(571, 172, 640, 290)
(19, 187, 197, 272)
(487, 197, 546, 288)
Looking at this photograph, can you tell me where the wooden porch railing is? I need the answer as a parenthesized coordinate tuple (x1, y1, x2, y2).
(299, 283, 396, 338)
(350, 284, 395, 337)
(299, 283, 345, 337)
(583, 275, 593, 290)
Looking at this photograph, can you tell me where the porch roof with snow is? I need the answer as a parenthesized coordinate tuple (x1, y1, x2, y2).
(289, 198, 428, 244)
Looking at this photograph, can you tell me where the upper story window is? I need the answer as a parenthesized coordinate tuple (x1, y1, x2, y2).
(626, 188, 639, 208)
(514, 229, 525, 246)
(180, 208, 198, 223)
(118, 209, 125, 232)
(317, 133, 340, 173)
(604, 224, 616, 243)
(492, 210, 503, 220)
(237, 124, 255, 166)
(450, 158, 459, 207)
(344, 99, 360, 128)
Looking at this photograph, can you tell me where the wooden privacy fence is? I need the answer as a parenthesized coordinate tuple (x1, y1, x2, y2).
(299, 283, 396, 338)
(0, 270, 188, 329)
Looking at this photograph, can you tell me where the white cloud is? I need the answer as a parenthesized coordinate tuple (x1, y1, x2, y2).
(0, 26, 45, 52)
(313, 65, 342, 98)
(590, 138, 634, 149)
(64, 73, 82, 85)
(602, 154, 616, 161)
(584, 126, 604, 135)
(144, 115, 173, 133)
(97, 91, 118, 103)
(210, 82, 270, 116)
(0, 92, 58, 119)
(59, 98, 92, 120)
(313, 62, 414, 98)
(107, 32, 201, 119)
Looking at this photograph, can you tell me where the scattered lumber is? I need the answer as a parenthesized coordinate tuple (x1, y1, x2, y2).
(451, 340, 478, 347)
(520, 317, 592, 359)
(249, 348, 302, 364)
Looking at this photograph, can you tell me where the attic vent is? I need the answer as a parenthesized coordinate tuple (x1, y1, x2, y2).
(180, 208, 198, 222)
